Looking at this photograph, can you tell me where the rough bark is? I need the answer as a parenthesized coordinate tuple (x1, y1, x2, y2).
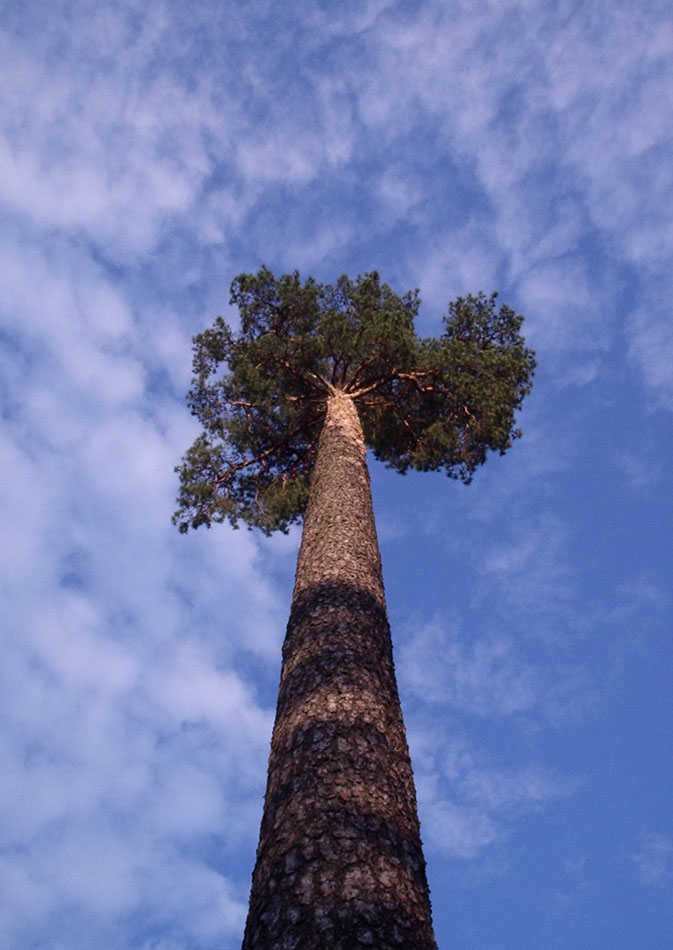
(242, 390, 437, 950)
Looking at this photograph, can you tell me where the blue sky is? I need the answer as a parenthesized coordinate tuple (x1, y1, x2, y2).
(1, 0, 672, 947)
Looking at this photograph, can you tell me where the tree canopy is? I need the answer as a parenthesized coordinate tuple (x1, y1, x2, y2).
(173, 266, 536, 534)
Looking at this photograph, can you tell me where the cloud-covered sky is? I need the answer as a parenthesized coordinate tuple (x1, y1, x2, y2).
(1, 1, 671, 947)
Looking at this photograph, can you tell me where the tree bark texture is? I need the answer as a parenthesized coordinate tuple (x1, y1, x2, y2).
(242, 391, 437, 950)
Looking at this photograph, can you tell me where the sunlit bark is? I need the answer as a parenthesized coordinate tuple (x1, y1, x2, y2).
(243, 390, 436, 949)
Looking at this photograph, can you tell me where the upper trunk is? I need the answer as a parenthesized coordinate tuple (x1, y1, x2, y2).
(242, 390, 437, 949)
(292, 389, 385, 603)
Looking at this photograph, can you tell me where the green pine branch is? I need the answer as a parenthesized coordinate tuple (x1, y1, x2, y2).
(173, 267, 536, 534)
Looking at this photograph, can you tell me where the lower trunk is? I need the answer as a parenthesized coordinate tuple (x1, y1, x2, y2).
(242, 390, 436, 949)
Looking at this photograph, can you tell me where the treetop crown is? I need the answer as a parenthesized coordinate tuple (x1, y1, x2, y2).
(174, 266, 535, 534)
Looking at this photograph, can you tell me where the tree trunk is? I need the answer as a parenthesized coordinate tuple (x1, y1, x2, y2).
(242, 390, 437, 950)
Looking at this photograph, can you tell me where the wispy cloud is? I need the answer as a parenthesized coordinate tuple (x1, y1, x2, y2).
(482, 515, 573, 617)
(631, 833, 673, 887)
(399, 618, 540, 717)
(0, 223, 283, 946)
(628, 306, 673, 410)
(410, 731, 575, 860)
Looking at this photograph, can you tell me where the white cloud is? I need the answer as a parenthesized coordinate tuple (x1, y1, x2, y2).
(456, 762, 576, 812)
(516, 256, 607, 353)
(320, 0, 673, 386)
(631, 833, 673, 887)
(0, 536, 273, 946)
(399, 619, 540, 716)
(421, 798, 500, 860)
(614, 446, 663, 490)
(374, 165, 424, 225)
(0, 194, 282, 948)
(628, 307, 673, 409)
(411, 732, 574, 860)
(412, 223, 502, 319)
(482, 515, 573, 615)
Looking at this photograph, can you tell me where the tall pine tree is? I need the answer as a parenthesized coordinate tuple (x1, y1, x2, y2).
(175, 267, 535, 949)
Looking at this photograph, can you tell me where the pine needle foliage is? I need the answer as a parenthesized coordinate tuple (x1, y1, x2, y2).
(174, 266, 535, 534)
